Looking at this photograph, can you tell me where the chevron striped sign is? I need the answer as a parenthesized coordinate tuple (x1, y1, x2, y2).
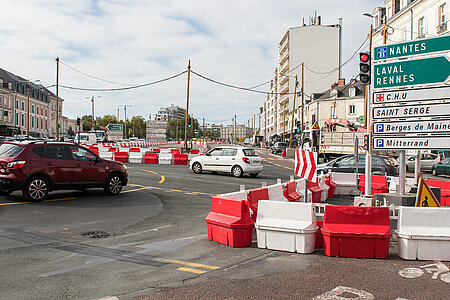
(294, 149, 318, 182)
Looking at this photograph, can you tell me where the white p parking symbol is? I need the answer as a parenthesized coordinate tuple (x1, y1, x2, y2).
(375, 124, 384, 133)
(376, 139, 384, 148)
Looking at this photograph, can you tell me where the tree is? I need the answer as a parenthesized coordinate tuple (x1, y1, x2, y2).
(97, 115, 119, 128)
(127, 116, 146, 138)
(166, 117, 199, 140)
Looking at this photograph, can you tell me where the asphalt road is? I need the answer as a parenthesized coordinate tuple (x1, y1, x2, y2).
(0, 154, 448, 300)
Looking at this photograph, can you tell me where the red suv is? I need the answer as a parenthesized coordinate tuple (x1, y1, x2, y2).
(0, 141, 128, 201)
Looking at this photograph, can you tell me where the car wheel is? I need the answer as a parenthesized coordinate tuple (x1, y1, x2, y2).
(104, 173, 123, 196)
(232, 166, 243, 178)
(249, 173, 259, 178)
(192, 162, 202, 174)
(23, 176, 49, 202)
(432, 168, 438, 176)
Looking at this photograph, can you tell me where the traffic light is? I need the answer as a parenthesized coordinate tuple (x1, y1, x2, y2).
(188, 117, 191, 128)
(359, 52, 371, 85)
(296, 120, 301, 129)
(76, 117, 81, 126)
(364, 134, 369, 150)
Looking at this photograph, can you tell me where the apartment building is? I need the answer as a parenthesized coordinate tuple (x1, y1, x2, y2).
(155, 104, 186, 122)
(0, 68, 64, 137)
(220, 125, 251, 143)
(371, 0, 448, 46)
(261, 17, 341, 142)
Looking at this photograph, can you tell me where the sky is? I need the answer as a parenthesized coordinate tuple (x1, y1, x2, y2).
(0, 0, 379, 125)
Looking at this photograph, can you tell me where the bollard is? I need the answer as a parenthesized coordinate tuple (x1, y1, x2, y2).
(240, 185, 245, 192)
(262, 182, 267, 187)
(277, 178, 282, 184)
(281, 150, 286, 157)
(290, 175, 294, 181)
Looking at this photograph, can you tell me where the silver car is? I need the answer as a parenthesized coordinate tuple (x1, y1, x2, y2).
(405, 153, 440, 173)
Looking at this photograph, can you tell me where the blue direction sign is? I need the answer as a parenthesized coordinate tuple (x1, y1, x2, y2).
(373, 136, 450, 150)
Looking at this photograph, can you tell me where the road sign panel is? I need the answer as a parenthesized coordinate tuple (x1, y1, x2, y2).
(373, 86, 450, 104)
(373, 55, 450, 89)
(374, 35, 450, 61)
(107, 124, 123, 131)
(373, 136, 450, 150)
(372, 102, 450, 120)
(373, 119, 450, 134)
(415, 178, 440, 207)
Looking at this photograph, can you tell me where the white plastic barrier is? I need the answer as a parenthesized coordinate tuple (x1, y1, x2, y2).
(332, 172, 357, 195)
(158, 153, 173, 165)
(256, 201, 318, 253)
(395, 206, 450, 261)
(267, 183, 288, 202)
(219, 191, 247, 200)
(387, 176, 416, 193)
(295, 179, 312, 202)
(129, 152, 143, 164)
(119, 147, 130, 152)
(160, 148, 170, 154)
(99, 151, 113, 160)
(318, 175, 329, 202)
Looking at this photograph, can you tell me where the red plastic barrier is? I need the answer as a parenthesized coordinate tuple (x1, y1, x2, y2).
(129, 147, 140, 153)
(190, 149, 200, 154)
(308, 181, 323, 203)
(425, 179, 450, 206)
(205, 196, 254, 247)
(322, 206, 391, 259)
(170, 148, 181, 154)
(358, 175, 388, 195)
(108, 147, 118, 152)
(113, 152, 129, 163)
(283, 181, 302, 202)
(173, 153, 188, 165)
(315, 220, 324, 249)
(144, 152, 158, 164)
(152, 148, 160, 153)
(247, 187, 269, 222)
(324, 173, 336, 198)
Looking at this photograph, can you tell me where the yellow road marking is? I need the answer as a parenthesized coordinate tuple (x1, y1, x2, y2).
(170, 189, 183, 192)
(43, 197, 76, 203)
(122, 186, 160, 193)
(191, 191, 208, 195)
(154, 258, 220, 270)
(176, 267, 207, 274)
(0, 201, 32, 206)
(158, 176, 165, 183)
(0, 197, 76, 206)
(139, 169, 158, 175)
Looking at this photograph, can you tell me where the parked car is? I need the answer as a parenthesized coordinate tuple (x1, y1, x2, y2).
(316, 154, 399, 176)
(190, 146, 263, 177)
(405, 153, 440, 172)
(271, 142, 288, 154)
(0, 141, 128, 201)
(431, 158, 450, 176)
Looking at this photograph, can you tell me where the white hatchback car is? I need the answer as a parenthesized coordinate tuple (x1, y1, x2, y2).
(189, 146, 263, 177)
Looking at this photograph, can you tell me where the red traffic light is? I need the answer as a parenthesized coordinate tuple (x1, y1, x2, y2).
(360, 53, 370, 62)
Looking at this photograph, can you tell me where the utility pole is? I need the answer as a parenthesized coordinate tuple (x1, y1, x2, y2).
(56, 57, 60, 140)
(124, 104, 127, 139)
(301, 63, 305, 136)
(27, 80, 30, 139)
(234, 114, 237, 144)
(283, 103, 286, 143)
(364, 24, 374, 197)
(264, 103, 267, 143)
(202, 118, 205, 141)
(117, 108, 120, 122)
(184, 60, 191, 150)
(176, 120, 178, 140)
(289, 75, 298, 148)
(91, 96, 95, 131)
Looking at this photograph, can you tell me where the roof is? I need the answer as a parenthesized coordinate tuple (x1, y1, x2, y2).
(313, 79, 366, 101)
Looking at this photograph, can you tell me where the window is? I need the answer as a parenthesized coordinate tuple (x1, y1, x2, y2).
(349, 104, 356, 114)
(15, 113, 18, 125)
(208, 148, 223, 156)
(15, 100, 18, 109)
(439, 4, 446, 25)
(418, 17, 425, 37)
(223, 148, 237, 156)
(43, 146, 68, 160)
(69, 146, 97, 162)
(31, 117, 34, 128)
(21, 114, 24, 126)
(349, 87, 356, 97)
(337, 156, 355, 166)
(0, 144, 24, 158)
(22, 102, 24, 110)
(243, 149, 258, 157)
(32, 105, 34, 113)
(32, 147, 45, 157)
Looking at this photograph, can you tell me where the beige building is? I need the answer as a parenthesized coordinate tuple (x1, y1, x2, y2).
(220, 125, 251, 143)
(261, 17, 341, 141)
(371, 0, 448, 46)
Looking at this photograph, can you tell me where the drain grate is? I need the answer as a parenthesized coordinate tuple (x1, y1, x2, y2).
(80, 231, 112, 239)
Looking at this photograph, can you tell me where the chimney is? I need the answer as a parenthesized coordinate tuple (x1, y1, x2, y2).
(317, 16, 321, 25)
(338, 78, 345, 86)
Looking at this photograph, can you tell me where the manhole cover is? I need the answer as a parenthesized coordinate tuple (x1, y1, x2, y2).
(80, 231, 112, 239)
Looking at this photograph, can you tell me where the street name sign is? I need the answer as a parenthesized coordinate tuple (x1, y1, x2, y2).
(373, 86, 450, 104)
(372, 102, 450, 120)
(373, 55, 450, 89)
(106, 124, 123, 131)
(373, 119, 450, 134)
(374, 35, 450, 61)
(373, 136, 450, 150)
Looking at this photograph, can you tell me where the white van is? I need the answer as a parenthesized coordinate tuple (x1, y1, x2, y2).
(75, 133, 97, 144)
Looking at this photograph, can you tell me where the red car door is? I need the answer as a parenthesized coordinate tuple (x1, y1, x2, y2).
(68, 146, 106, 184)
(39, 145, 73, 187)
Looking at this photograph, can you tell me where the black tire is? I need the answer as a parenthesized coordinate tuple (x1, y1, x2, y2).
(104, 173, 123, 196)
(432, 168, 438, 176)
(192, 162, 202, 174)
(249, 173, 259, 178)
(232, 166, 243, 178)
(23, 176, 49, 202)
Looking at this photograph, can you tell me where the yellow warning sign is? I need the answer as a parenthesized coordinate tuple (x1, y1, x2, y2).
(415, 177, 441, 207)
(312, 121, 320, 130)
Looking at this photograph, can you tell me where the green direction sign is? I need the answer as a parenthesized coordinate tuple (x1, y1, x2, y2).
(106, 124, 123, 131)
(374, 55, 450, 89)
(374, 35, 450, 61)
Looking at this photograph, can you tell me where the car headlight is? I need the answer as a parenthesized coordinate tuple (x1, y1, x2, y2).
(123, 164, 128, 170)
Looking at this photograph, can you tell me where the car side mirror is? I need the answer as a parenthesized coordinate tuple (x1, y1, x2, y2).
(96, 156, 102, 163)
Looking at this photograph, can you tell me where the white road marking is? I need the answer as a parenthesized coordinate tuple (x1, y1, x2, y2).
(398, 267, 424, 279)
(313, 286, 374, 300)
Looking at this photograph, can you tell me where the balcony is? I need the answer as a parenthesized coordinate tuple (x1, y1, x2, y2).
(437, 22, 447, 34)
(278, 81, 289, 94)
(279, 60, 289, 76)
(278, 50, 289, 65)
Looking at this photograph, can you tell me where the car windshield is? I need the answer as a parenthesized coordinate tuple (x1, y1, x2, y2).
(277, 143, 287, 147)
(243, 149, 258, 156)
(0, 143, 24, 158)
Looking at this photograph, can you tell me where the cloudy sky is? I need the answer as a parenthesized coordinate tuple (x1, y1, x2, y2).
(0, 0, 379, 125)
